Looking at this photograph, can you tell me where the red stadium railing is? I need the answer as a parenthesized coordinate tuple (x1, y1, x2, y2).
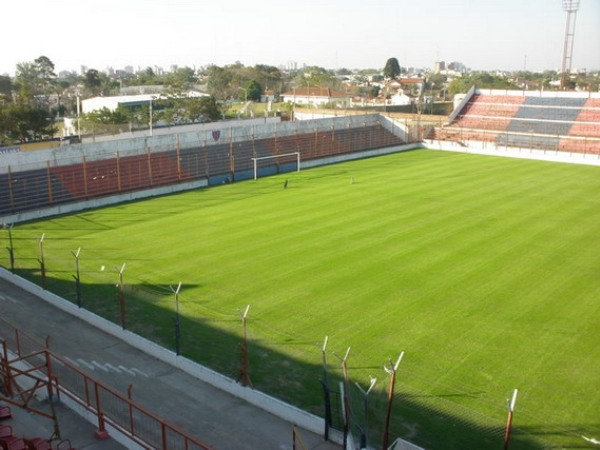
(0, 317, 214, 450)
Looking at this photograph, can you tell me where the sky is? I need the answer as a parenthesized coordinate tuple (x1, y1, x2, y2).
(3, 0, 599, 76)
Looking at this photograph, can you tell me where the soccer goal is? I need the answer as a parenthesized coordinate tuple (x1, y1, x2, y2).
(251, 152, 300, 180)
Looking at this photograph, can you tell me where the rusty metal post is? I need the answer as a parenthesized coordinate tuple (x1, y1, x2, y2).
(382, 352, 404, 450)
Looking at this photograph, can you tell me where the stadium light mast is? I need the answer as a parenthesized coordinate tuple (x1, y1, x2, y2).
(560, 0, 580, 90)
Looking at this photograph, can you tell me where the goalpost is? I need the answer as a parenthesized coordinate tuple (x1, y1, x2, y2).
(251, 152, 300, 180)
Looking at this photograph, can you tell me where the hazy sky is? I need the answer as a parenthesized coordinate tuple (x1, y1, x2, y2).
(3, 0, 599, 76)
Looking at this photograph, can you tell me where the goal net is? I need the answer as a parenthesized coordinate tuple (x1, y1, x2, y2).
(251, 152, 300, 180)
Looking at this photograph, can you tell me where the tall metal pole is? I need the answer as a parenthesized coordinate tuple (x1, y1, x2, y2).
(503, 389, 519, 450)
(560, 0, 580, 90)
(382, 352, 404, 450)
(71, 248, 82, 307)
(170, 282, 182, 355)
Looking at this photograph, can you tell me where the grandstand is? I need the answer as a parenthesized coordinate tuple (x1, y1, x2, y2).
(0, 115, 408, 222)
(428, 88, 600, 154)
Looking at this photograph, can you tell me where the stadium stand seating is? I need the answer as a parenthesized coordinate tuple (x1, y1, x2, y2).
(0, 423, 26, 450)
(0, 407, 75, 450)
(432, 90, 600, 154)
(0, 121, 404, 217)
(0, 406, 11, 420)
(24, 438, 51, 450)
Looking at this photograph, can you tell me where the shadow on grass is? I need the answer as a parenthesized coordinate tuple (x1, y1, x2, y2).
(3, 268, 575, 450)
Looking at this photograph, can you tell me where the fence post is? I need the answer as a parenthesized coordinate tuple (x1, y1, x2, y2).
(1, 340, 14, 397)
(94, 383, 110, 439)
(46, 161, 54, 205)
(382, 352, 404, 450)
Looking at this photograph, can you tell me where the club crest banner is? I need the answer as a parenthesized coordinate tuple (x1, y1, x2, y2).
(212, 130, 221, 141)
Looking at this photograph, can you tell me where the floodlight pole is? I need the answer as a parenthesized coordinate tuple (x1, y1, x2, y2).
(116, 263, 127, 329)
(503, 389, 519, 450)
(38, 233, 47, 289)
(238, 305, 252, 387)
(382, 352, 404, 450)
(71, 248, 82, 307)
(170, 282, 182, 355)
(560, 0, 580, 90)
(354, 376, 377, 449)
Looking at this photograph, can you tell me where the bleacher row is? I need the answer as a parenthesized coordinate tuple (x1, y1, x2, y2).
(0, 124, 403, 216)
(0, 405, 73, 450)
(430, 93, 600, 153)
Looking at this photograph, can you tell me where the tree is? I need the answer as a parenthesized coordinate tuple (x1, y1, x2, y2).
(243, 80, 262, 101)
(13, 56, 58, 109)
(1, 102, 56, 142)
(79, 107, 129, 136)
(293, 66, 339, 89)
(83, 69, 103, 96)
(447, 72, 518, 95)
(0, 75, 12, 99)
(181, 96, 221, 123)
(383, 57, 401, 80)
(206, 65, 235, 100)
(165, 67, 197, 91)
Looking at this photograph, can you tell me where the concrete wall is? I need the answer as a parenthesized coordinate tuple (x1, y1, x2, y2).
(448, 85, 475, 123)
(423, 138, 600, 166)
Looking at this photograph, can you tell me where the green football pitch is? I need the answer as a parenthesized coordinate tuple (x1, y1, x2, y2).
(5, 149, 600, 449)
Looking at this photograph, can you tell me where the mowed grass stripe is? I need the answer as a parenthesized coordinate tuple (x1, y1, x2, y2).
(8, 149, 600, 449)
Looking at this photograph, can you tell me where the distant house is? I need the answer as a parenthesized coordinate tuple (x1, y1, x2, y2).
(280, 87, 351, 108)
(386, 77, 425, 92)
(390, 89, 413, 106)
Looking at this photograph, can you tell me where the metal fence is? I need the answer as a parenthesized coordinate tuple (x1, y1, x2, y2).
(0, 316, 213, 450)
